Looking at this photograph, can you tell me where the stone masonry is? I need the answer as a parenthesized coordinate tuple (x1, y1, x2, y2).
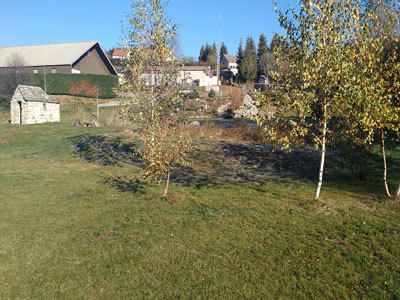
(10, 85, 60, 125)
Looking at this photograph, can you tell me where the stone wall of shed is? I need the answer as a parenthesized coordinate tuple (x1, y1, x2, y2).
(10, 92, 60, 124)
(23, 102, 60, 124)
(10, 90, 24, 124)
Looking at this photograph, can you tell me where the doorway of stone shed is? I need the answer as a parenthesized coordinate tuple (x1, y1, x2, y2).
(17, 101, 22, 124)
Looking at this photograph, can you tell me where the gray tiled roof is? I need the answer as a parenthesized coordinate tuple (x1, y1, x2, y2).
(178, 66, 211, 76)
(223, 54, 238, 64)
(0, 41, 98, 67)
(16, 85, 59, 104)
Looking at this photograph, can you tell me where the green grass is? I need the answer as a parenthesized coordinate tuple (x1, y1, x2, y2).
(0, 107, 399, 299)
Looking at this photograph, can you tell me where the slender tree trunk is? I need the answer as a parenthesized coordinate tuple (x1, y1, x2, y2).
(381, 135, 392, 198)
(313, 103, 327, 201)
(151, 69, 155, 145)
(163, 172, 170, 197)
(395, 184, 400, 198)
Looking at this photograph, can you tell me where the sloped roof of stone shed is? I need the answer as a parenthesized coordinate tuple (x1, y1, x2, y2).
(16, 85, 59, 104)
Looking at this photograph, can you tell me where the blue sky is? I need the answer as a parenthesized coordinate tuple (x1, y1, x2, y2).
(0, 0, 296, 59)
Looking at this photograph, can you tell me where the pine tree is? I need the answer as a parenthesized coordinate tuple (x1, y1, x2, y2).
(220, 42, 228, 60)
(257, 34, 268, 59)
(257, 34, 269, 76)
(212, 42, 217, 56)
(237, 39, 244, 82)
(199, 45, 205, 62)
(203, 43, 212, 65)
(239, 36, 257, 83)
(270, 33, 287, 53)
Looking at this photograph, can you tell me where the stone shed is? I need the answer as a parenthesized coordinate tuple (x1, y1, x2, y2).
(10, 85, 60, 125)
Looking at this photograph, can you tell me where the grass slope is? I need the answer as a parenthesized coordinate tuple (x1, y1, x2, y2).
(0, 111, 399, 299)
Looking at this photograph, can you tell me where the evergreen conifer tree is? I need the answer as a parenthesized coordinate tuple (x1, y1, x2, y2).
(257, 34, 269, 76)
(199, 45, 205, 62)
(240, 36, 257, 83)
(237, 39, 244, 82)
(220, 42, 228, 60)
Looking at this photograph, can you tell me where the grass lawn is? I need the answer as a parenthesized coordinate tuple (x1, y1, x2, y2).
(0, 106, 399, 299)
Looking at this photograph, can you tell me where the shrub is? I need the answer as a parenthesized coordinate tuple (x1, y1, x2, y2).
(33, 73, 118, 98)
(184, 88, 199, 99)
(208, 89, 216, 98)
(185, 105, 201, 112)
(0, 97, 9, 109)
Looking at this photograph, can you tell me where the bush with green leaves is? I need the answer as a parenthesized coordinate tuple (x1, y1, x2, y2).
(183, 88, 199, 99)
(33, 73, 118, 98)
(208, 89, 216, 98)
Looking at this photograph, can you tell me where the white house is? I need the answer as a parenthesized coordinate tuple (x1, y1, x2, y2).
(138, 66, 218, 87)
(178, 66, 218, 87)
(221, 54, 238, 76)
(10, 85, 60, 125)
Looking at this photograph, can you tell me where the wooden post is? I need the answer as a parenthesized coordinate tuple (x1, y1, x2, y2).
(113, 106, 115, 128)
(96, 87, 99, 120)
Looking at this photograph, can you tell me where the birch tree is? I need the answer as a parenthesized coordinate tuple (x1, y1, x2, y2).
(342, 0, 400, 198)
(256, 0, 363, 200)
(119, 0, 192, 197)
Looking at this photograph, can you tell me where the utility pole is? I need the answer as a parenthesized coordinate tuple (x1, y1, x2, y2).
(96, 87, 99, 119)
(43, 66, 47, 93)
(217, 13, 221, 86)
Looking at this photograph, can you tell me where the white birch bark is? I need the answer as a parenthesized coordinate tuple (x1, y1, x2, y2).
(163, 172, 170, 197)
(381, 135, 392, 198)
(313, 103, 327, 201)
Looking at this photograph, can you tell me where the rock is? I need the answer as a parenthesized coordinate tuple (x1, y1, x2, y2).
(234, 94, 260, 118)
(92, 120, 100, 128)
(72, 119, 80, 127)
(217, 102, 234, 119)
(189, 121, 201, 126)
(83, 120, 92, 127)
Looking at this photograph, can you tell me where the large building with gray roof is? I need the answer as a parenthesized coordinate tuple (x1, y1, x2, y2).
(0, 41, 117, 76)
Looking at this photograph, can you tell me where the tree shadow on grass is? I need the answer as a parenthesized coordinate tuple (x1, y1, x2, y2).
(66, 134, 399, 198)
(104, 177, 145, 194)
(323, 147, 400, 197)
(171, 141, 324, 189)
(171, 167, 219, 189)
(171, 140, 399, 198)
(67, 134, 146, 194)
(67, 134, 140, 166)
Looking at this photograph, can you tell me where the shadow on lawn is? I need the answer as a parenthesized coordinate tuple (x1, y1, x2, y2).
(67, 134, 140, 166)
(104, 177, 145, 194)
(66, 134, 399, 197)
(170, 141, 324, 189)
(172, 140, 399, 197)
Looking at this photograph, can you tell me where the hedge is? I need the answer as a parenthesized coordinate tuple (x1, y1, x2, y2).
(33, 73, 118, 98)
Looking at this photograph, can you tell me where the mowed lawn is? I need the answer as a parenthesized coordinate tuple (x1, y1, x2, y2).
(0, 108, 399, 299)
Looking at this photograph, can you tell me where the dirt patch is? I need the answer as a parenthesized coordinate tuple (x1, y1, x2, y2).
(315, 204, 339, 216)
(0, 139, 8, 146)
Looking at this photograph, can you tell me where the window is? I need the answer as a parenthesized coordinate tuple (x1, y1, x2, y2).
(52, 68, 57, 73)
(87, 50, 91, 56)
(33, 69, 38, 74)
